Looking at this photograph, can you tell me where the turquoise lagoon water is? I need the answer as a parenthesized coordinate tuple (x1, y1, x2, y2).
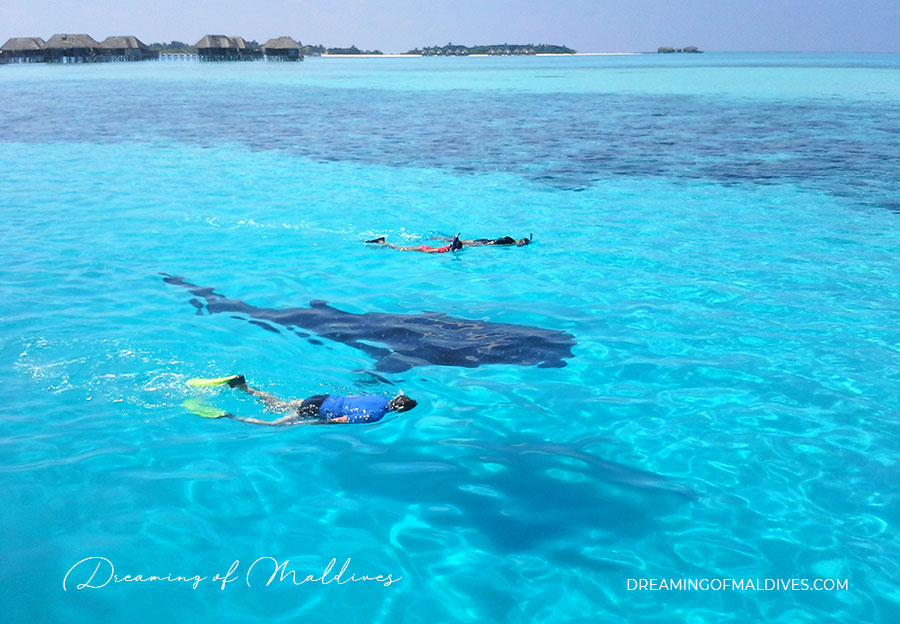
(1, 54, 899, 622)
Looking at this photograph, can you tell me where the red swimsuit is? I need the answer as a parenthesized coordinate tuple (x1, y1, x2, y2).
(414, 244, 452, 253)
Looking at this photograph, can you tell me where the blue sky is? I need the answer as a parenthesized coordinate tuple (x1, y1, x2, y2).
(3, 0, 898, 52)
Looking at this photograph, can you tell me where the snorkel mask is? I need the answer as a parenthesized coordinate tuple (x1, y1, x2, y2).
(451, 233, 462, 252)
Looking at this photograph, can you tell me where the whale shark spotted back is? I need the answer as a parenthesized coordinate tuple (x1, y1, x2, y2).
(162, 274, 576, 372)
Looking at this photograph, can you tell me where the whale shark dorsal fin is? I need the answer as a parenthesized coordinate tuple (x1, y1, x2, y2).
(310, 300, 330, 308)
(374, 353, 414, 373)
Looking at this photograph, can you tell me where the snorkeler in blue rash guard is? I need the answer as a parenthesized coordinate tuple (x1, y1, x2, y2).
(184, 375, 416, 425)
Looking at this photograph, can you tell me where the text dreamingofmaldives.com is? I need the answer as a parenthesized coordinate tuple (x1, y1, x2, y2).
(628, 578, 848, 592)
(63, 557, 401, 591)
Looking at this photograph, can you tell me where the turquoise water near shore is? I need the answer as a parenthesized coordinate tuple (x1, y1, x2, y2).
(1, 54, 899, 622)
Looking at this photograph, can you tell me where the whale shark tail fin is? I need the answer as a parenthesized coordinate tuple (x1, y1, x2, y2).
(186, 374, 245, 388)
(183, 399, 229, 419)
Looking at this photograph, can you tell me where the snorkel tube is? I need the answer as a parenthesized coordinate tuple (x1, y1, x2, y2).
(451, 233, 462, 252)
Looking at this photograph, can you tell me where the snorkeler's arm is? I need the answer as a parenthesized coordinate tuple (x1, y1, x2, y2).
(312, 416, 349, 424)
(228, 415, 350, 426)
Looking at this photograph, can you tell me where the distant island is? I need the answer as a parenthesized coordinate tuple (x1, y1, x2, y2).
(657, 46, 702, 53)
(148, 41, 197, 54)
(408, 43, 575, 56)
(321, 45, 383, 55)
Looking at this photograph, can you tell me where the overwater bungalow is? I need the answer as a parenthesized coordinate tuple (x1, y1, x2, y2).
(45, 33, 104, 62)
(101, 36, 159, 61)
(261, 36, 303, 61)
(1, 37, 47, 63)
(195, 35, 261, 61)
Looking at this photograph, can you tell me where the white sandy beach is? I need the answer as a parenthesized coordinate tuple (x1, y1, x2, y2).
(320, 52, 641, 58)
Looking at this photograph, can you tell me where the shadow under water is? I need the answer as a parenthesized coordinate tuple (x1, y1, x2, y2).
(313, 432, 694, 561)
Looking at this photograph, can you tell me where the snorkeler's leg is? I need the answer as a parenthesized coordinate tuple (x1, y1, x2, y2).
(364, 237, 415, 250)
(225, 413, 299, 426)
(236, 383, 294, 412)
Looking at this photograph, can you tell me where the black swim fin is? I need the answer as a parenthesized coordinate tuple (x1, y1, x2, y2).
(366, 236, 386, 244)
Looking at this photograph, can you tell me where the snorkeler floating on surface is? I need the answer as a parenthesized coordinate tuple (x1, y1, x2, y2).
(432, 233, 533, 247)
(365, 233, 463, 253)
(183, 375, 417, 425)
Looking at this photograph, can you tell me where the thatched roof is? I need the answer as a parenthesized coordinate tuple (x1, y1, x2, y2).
(45, 34, 102, 49)
(262, 36, 300, 51)
(101, 36, 150, 50)
(195, 35, 248, 50)
(2, 37, 47, 51)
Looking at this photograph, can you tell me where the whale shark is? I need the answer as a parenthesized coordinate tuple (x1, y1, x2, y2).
(162, 275, 576, 372)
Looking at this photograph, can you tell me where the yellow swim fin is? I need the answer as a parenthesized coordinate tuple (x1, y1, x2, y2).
(183, 398, 228, 419)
